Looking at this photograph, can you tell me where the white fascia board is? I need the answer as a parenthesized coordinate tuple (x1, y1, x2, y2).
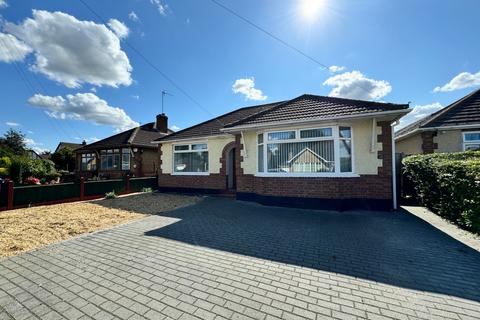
(395, 123, 480, 141)
(150, 133, 233, 144)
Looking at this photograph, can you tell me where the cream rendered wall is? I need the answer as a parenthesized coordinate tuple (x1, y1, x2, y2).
(161, 142, 173, 174)
(208, 136, 235, 173)
(395, 133, 423, 155)
(160, 136, 235, 174)
(240, 119, 384, 175)
(434, 130, 463, 153)
(241, 131, 258, 175)
(352, 119, 383, 175)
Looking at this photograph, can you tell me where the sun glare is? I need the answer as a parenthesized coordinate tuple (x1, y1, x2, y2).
(300, 0, 325, 21)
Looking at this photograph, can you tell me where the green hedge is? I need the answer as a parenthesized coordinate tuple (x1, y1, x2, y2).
(403, 151, 480, 233)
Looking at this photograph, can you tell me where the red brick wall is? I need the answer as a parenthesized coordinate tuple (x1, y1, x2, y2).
(235, 121, 393, 200)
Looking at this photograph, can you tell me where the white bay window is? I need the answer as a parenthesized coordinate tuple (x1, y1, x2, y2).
(257, 126, 353, 175)
(173, 143, 209, 174)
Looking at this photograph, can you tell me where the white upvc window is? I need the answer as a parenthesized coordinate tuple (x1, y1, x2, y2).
(173, 143, 209, 174)
(256, 126, 354, 176)
(463, 131, 480, 151)
(121, 148, 130, 170)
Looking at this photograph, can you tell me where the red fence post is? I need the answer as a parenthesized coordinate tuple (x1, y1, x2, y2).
(79, 177, 85, 201)
(126, 175, 130, 193)
(7, 180, 14, 210)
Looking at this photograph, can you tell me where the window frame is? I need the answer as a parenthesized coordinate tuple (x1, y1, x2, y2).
(121, 148, 131, 170)
(100, 149, 121, 171)
(256, 125, 357, 177)
(463, 131, 480, 151)
(80, 153, 96, 171)
(172, 142, 210, 176)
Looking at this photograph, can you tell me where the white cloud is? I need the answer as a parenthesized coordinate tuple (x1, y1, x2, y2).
(128, 11, 139, 22)
(232, 77, 267, 101)
(171, 125, 180, 131)
(150, 0, 168, 15)
(0, 33, 32, 62)
(28, 93, 139, 131)
(0, 0, 7, 9)
(90, 87, 97, 93)
(5, 121, 20, 127)
(433, 71, 480, 92)
(323, 70, 392, 100)
(27, 130, 34, 134)
(25, 138, 50, 154)
(4, 10, 132, 88)
(328, 65, 345, 73)
(107, 19, 129, 39)
(130, 94, 140, 100)
(396, 102, 443, 130)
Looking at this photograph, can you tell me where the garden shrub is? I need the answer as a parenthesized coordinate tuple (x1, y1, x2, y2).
(403, 151, 480, 233)
(105, 191, 118, 199)
(8, 157, 59, 184)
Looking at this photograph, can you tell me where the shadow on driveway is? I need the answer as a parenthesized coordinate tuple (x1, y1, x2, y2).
(105, 196, 480, 302)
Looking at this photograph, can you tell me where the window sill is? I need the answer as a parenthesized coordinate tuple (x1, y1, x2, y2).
(254, 172, 360, 178)
(171, 172, 210, 176)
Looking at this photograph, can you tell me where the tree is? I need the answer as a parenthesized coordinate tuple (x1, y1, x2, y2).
(51, 147, 76, 171)
(0, 129, 26, 156)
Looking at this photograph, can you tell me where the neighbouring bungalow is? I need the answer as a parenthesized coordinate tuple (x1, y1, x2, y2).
(54, 142, 84, 154)
(75, 114, 172, 179)
(396, 88, 480, 154)
(153, 94, 410, 210)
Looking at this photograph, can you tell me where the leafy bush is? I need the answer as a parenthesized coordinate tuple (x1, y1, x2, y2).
(403, 151, 480, 233)
(8, 157, 59, 184)
(105, 191, 118, 199)
(9, 159, 23, 183)
(141, 187, 153, 193)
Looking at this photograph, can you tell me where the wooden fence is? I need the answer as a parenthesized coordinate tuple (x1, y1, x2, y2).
(0, 176, 157, 211)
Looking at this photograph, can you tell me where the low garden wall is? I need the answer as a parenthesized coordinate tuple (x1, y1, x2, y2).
(0, 176, 157, 210)
(403, 151, 480, 233)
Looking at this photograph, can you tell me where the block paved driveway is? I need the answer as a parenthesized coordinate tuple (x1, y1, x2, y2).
(1, 197, 480, 320)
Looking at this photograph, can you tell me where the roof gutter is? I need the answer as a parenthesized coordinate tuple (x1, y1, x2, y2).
(220, 109, 410, 133)
(151, 133, 233, 144)
(395, 123, 480, 141)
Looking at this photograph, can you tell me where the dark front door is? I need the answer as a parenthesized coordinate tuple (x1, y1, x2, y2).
(227, 147, 236, 190)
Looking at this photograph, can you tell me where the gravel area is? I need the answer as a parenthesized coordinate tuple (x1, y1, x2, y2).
(0, 192, 200, 257)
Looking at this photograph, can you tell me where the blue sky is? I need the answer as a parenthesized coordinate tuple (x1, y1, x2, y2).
(0, 0, 479, 152)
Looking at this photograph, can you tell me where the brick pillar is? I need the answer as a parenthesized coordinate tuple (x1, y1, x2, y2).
(79, 177, 85, 200)
(421, 131, 437, 154)
(7, 180, 14, 210)
(125, 175, 131, 193)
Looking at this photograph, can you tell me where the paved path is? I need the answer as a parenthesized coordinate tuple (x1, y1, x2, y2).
(1, 197, 479, 320)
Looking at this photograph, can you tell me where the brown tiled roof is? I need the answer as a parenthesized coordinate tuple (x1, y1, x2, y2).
(396, 88, 480, 139)
(55, 142, 83, 153)
(77, 123, 173, 151)
(157, 94, 408, 142)
(156, 102, 282, 142)
(225, 94, 409, 128)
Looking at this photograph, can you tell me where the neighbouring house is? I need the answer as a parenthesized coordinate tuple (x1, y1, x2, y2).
(27, 149, 42, 160)
(153, 94, 409, 210)
(396, 88, 480, 154)
(54, 142, 84, 154)
(76, 114, 172, 179)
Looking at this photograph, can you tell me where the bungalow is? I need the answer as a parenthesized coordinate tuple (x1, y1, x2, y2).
(76, 114, 172, 179)
(396, 88, 480, 154)
(154, 94, 410, 210)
